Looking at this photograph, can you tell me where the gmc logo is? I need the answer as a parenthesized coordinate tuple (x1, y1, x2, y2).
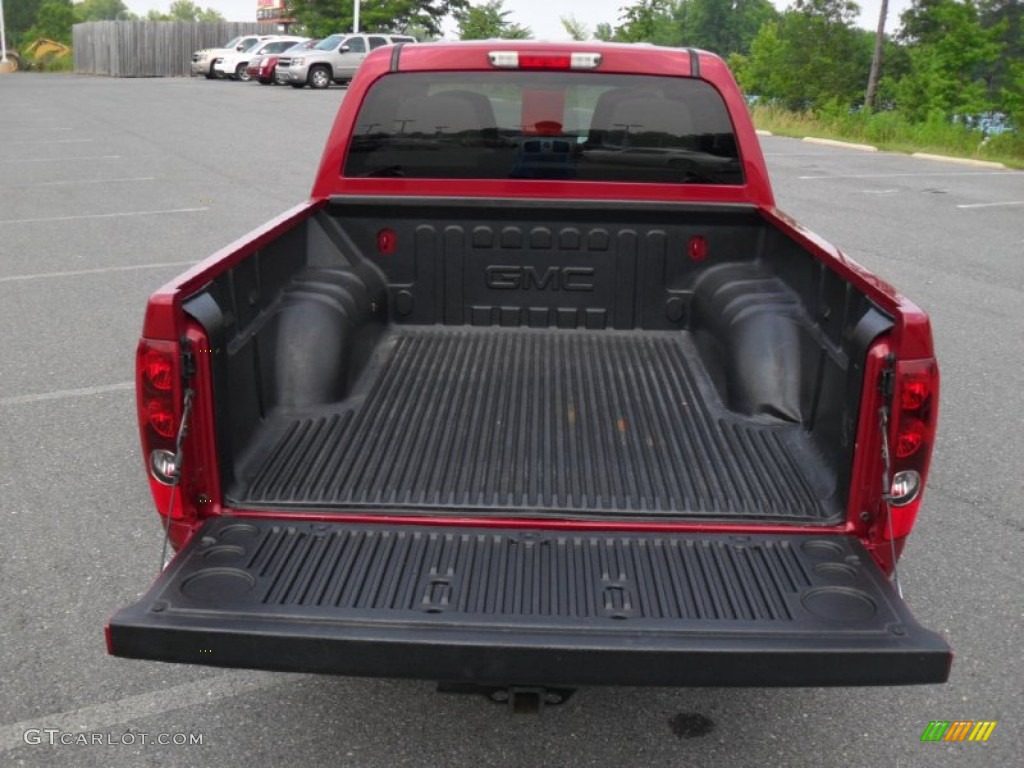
(485, 265, 595, 292)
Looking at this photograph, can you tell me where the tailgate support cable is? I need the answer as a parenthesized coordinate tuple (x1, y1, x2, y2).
(159, 344, 196, 571)
(878, 365, 903, 598)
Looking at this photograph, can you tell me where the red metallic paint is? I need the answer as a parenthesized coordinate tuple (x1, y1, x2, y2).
(180, 322, 223, 523)
(764, 207, 935, 360)
(311, 44, 775, 208)
(141, 43, 936, 573)
(141, 201, 322, 340)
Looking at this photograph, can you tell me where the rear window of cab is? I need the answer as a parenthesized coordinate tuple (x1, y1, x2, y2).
(344, 72, 743, 185)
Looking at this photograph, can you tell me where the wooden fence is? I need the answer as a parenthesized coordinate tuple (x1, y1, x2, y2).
(73, 21, 279, 77)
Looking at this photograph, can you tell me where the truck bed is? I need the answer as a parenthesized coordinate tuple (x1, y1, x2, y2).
(185, 198, 891, 526)
(230, 326, 831, 521)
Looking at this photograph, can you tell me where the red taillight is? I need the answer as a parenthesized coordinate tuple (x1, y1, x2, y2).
(142, 348, 174, 391)
(137, 328, 214, 540)
(895, 420, 925, 458)
(885, 358, 939, 540)
(147, 399, 177, 438)
(137, 339, 184, 519)
(137, 340, 179, 441)
(900, 374, 931, 411)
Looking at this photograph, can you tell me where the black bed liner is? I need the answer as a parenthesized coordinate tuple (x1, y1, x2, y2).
(108, 517, 951, 686)
(228, 327, 836, 522)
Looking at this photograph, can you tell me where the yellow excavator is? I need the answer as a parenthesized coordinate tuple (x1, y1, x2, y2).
(1, 38, 71, 71)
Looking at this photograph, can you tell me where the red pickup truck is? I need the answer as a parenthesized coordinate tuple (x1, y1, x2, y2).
(108, 41, 950, 701)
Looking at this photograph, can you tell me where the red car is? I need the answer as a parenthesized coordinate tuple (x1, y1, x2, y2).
(248, 38, 319, 84)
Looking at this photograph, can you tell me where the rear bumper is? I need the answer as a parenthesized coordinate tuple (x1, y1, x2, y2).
(108, 518, 951, 687)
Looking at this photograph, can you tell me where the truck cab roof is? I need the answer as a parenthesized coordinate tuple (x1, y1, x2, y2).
(312, 40, 773, 208)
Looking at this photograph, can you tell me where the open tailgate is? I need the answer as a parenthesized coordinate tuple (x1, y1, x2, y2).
(108, 518, 951, 686)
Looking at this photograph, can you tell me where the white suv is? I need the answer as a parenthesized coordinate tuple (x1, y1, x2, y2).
(191, 36, 276, 79)
(275, 33, 416, 89)
(213, 36, 309, 81)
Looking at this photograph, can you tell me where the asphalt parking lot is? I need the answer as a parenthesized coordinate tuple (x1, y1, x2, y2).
(1, 74, 1022, 767)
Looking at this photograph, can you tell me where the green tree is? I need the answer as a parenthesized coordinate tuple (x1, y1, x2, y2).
(142, 3, 221, 20)
(455, 0, 531, 39)
(613, 0, 678, 43)
(899, 0, 953, 41)
(561, 14, 589, 40)
(978, 0, 1023, 101)
(403, 22, 441, 41)
(735, 0, 871, 109)
(872, 35, 913, 107)
(5, 0, 43, 45)
(731, 21, 785, 97)
(74, 0, 132, 21)
(22, 0, 75, 45)
(676, 0, 779, 56)
(164, 1, 224, 21)
(196, 6, 226, 21)
(1003, 59, 1024, 127)
(594, 22, 615, 41)
(287, 0, 468, 39)
(894, 0, 1002, 120)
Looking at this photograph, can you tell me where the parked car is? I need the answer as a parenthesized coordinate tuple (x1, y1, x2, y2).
(275, 32, 416, 89)
(248, 39, 320, 85)
(214, 36, 308, 81)
(191, 35, 276, 79)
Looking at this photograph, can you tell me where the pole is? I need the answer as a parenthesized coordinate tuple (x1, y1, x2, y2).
(353, 0, 360, 33)
(1, 0, 8, 62)
(865, 0, 888, 111)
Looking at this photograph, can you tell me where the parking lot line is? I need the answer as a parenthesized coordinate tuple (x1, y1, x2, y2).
(0, 155, 121, 163)
(0, 260, 197, 284)
(956, 200, 1024, 209)
(2, 127, 75, 132)
(798, 171, 1018, 180)
(0, 207, 208, 226)
(763, 152, 895, 157)
(0, 383, 134, 407)
(4, 139, 94, 145)
(0, 671, 299, 751)
(11, 176, 156, 188)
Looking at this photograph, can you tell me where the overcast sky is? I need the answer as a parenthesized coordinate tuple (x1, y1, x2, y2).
(124, 0, 913, 38)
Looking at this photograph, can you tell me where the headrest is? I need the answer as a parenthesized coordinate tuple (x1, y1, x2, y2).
(603, 97, 696, 146)
(396, 92, 495, 135)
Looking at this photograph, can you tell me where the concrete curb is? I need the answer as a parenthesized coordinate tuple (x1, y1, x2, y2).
(802, 137, 878, 152)
(755, 129, 773, 137)
(911, 152, 1006, 170)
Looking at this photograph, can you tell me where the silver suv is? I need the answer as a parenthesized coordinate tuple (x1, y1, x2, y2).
(275, 33, 416, 89)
